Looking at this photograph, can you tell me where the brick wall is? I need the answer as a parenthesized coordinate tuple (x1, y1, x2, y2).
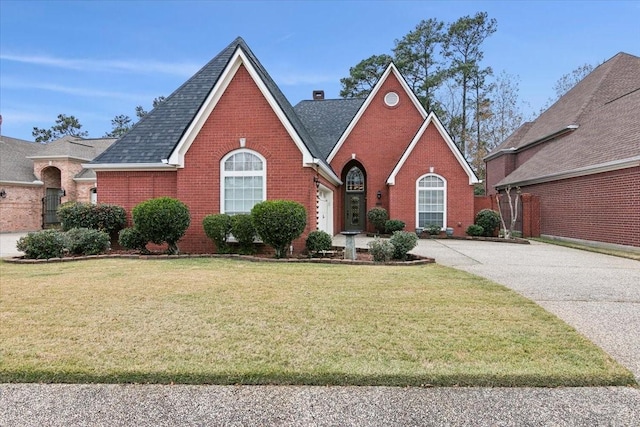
(0, 184, 43, 232)
(526, 167, 640, 247)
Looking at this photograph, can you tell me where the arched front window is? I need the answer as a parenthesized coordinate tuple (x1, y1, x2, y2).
(416, 174, 446, 229)
(346, 166, 364, 192)
(221, 150, 266, 214)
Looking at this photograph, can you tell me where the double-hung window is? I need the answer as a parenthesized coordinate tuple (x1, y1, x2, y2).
(417, 174, 446, 229)
(221, 150, 266, 214)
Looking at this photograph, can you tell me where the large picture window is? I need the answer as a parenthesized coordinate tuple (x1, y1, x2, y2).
(221, 150, 266, 214)
(417, 174, 446, 229)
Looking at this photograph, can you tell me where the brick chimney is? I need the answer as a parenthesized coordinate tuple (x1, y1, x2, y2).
(313, 90, 325, 100)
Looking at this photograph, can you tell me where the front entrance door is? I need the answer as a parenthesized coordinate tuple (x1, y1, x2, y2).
(344, 165, 366, 231)
(42, 188, 62, 228)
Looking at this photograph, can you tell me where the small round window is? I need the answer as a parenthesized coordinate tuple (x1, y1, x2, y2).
(384, 91, 399, 107)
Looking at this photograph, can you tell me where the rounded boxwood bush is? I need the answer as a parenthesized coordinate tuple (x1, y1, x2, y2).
(389, 230, 418, 260)
(57, 202, 126, 235)
(132, 197, 190, 255)
(58, 202, 93, 231)
(203, 213, 232, 253)
(118, 227, 149, 253)
(251, 200, 307, 259)
(16, 229, 66, 259)
(65, 227, 110, 256)
(231, 214, 256, 255)
(306, 230, 333, 253)
(367, 237, 394, 262)
(385, 219, 405, 234)
(466, 224, 484, 237)
(367, 207, 388, 234)
(475, 209, 501, 237)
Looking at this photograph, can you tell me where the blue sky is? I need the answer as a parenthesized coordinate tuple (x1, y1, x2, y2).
(1, 0, 639, 141)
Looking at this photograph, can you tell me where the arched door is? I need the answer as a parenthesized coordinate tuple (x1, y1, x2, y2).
(344, 165, 366, 231)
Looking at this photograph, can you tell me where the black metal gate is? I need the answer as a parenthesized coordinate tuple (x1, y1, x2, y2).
(42, 188, 62, 228)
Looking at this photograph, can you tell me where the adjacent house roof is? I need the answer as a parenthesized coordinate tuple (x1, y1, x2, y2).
(488, 52, 640, 187)
(0, 135, 115, 184)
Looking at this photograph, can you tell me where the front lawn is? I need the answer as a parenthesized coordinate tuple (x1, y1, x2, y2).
(0, 259, 634, 386)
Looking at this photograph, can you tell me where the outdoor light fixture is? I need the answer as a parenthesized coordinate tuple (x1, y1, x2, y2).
(58, 189, 66, 197)
(313, 176, 320, 188)
(377, 190, 382, 199)
(0, 189, 6, 198)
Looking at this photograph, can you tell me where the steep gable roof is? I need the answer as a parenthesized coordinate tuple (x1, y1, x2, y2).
(293, 98, 365, 159)
(490, 52, 640, 187)
(90, 37, 337, 180)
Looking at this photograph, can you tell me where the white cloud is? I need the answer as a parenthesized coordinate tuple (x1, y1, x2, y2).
(1, 77, 152, 101)
(0, 53, 200, 77)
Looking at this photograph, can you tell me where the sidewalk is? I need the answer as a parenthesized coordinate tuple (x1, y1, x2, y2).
(0, 232, 26, 258)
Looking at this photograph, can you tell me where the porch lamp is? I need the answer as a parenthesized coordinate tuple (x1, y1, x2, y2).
(377, 190, 382, 199)
(0, 189, 6, 198)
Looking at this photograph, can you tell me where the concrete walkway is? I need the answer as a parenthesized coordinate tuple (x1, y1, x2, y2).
(1, 234, 639, 425)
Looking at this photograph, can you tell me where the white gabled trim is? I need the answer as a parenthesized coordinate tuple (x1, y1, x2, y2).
(387, 112, 479, 186)
(27, 155, 93, 162)
(311, 158, 342, 185)
(326, 62, 427, 163)
(497, 156, 640, 189)
(81, 163, 177, 172)
(167, 47, 315, 168)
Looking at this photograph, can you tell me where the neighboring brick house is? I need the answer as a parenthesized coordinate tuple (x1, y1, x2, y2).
(87, 37, 478, 254)
(0, 135, 115, 232)
(485, 52, 640, 249)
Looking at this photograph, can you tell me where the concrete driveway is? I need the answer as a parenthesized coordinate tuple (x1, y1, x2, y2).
(2, 236, 639, 425)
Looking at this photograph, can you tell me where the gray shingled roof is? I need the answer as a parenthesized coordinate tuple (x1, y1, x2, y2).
(491, 52, 640, 186)
(31, 136, 116, 160)
(294, 98, 366, 159)
(0, 136, 41, 183)
(92, 37, 329, 169)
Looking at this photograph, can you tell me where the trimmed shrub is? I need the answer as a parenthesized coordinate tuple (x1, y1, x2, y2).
(475, 209, 501, 237)
(390, 231, 418, 260)
(367, 207, 388, 234)
(58, 202, 93, 231)
(466, 224, 484, 237)
(306, 230, 333, 253)
(16, 229, 66, 259)
(385, 219, 405, 234)
(57, 202, 126, 235)
(203, 214, 232, 253)
(132, 197, 191, 255)
(251, 200, 307, 259)
(231, 214, 256, 255)
(91, 204, 126, 235)
(367, 238, 394, 263)
(425, 224, 442, 236)
(65, 227, 110, 256)
(118, 227, 149, 253)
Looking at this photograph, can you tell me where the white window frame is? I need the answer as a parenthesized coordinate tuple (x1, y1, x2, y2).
(220, 149, 266, 215)
(416, 173, 447, 230)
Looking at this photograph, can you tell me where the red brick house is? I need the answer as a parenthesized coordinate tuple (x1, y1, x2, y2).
(485, 52, 640, 249)
(88, 37, 478, 253)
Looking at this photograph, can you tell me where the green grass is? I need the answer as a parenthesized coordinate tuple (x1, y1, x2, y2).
(0, 258, 635, 387)
(532, 237, 640, 261)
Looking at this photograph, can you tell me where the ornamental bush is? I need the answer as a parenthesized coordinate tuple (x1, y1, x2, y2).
(385, 219, 405, 234)
(16, 229, 66, 259)
(425, 224, 442, 236)
(203, 214, 232, 254)
(65, 227, 110, 256)
(306, 230, 333, 253)
(251, 200, 307, 258)
(466, 224, 484, 237)
(132, 197, 190, 255)
(118, 227, 149, 253)
(231, 214, 256, 255)
(475, 209, 501, 237)
(367, 237, 394, 262)
(389, 230, 418, 260)
(57, 202, 126, 235)
(367, 207, 388, 234)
